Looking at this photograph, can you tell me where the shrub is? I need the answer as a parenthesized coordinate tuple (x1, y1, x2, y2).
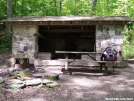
(0, 30, 12, 53)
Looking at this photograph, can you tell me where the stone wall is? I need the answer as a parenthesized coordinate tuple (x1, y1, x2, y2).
(96, 25, 123, 54)
(12, 25, 38, 63)
(11, 24, 124, 67)
(96, 25, 123, 66)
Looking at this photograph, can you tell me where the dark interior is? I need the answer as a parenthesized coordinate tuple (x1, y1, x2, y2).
(38, 25, 96, 59)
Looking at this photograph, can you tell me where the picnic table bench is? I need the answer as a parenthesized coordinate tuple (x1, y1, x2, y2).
(55, 51, 121, 75)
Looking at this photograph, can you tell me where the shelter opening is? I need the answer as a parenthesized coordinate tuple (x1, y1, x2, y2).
(38, 25, 96, 59)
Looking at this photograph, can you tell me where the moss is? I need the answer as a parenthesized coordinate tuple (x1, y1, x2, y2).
(11, 87, 21, 91)
(19, 71, 33, 77)
(46, 75, 59, 81)
(42, 84, 61, 90)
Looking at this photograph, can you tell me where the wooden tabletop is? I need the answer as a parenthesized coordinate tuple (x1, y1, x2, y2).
(55, 51, 101, 54)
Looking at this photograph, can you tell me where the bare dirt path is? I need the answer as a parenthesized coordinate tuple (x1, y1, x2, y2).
(0, 67, 134, 101)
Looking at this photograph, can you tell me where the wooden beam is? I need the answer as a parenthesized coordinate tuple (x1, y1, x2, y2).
(38, 33, 46, 39)
(6, 21, 128, 26)
(39, 29, 95, 33)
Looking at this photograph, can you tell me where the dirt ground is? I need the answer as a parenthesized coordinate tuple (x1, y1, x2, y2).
(0, 53, 134, 101)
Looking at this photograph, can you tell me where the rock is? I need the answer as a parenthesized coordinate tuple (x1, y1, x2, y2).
(33, 73, 46, 78)
(25, 78, 42, 86)
(125, 60, 132, 68)
(6, 83, 25, 89)
(19, 70, 33, 77)
(8, 67, 22, 74)
(20, 77, 32, 80)
(6, 79, 23, 85)
(47, 82, 61, 89)
(5, 79, 25, 89)
(44, 73, 59, 80)
(42, 79, 52, 84)
(36, 68, 45, 73)
(45, 73, 59, 80)
(0, 69, 8, 75)
(33, 73, 59, 80)
(9, 70, 21, 76)
(25, 67, 37, 73)
(0, 77, 4, 84)
(8, 68, 15, 74)
(6, 58, 15, 67)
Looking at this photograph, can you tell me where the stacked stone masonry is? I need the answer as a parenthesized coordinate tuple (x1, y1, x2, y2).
(12, 25, 38, 63)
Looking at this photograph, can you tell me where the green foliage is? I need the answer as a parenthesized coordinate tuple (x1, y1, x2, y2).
(1, 0, 133, 17)
(112, 0, 129, 16)
(123, 43, 134, 59)
(11, 86, 21, 91)
(0, 0, 6, 20)
(0, 0, 134, 58)
(42, 83, 61, 90)
(123, 24, 134, 59)
(46, 74, 59, 81)
(0, 30, 12, 53)
(19, 71, 33, 77)
(1, 0, 134, 17)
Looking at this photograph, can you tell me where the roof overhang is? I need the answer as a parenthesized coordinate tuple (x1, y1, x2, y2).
(1, 16, 133, 25)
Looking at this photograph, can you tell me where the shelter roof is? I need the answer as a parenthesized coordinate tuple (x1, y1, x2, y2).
(2, 16, 133, 22)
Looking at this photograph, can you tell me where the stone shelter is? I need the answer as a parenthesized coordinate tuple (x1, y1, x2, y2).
(2, 16, 133, 67)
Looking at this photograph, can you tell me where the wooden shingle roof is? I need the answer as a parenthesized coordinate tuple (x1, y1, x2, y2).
(2, 16, 133, 26)
(2, 16, 133, 22)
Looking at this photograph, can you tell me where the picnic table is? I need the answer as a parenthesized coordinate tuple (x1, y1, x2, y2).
(55, 51, 121, 75)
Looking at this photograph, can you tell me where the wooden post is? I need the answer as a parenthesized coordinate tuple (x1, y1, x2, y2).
(104, 65, 108, 75)
(119, 51, 123, 68)
(100, 54, 103, 71)
(65, 54, 68, 70)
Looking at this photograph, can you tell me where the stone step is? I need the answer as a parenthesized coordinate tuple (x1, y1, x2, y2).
(33, 73, 59, 80)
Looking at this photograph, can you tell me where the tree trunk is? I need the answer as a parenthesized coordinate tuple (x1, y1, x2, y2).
(74, 0, 77, 15)
(21, 0, 24, 15)
(60, 0, 63, 16)
(54, 0, 57, 16)
(7, 0, 12, 17)
(12, 0, 16, 15)
(6, 0, 12, 37)
(90, 0, 97, 15)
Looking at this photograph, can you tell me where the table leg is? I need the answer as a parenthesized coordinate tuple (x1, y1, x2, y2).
(100, 63, 102, 71)
(65, 54, 68, 70)
(100, 54, 103, 71)
(104, 65, 108, 76)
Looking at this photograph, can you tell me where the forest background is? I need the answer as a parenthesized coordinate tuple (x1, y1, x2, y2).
(0, 0, 134, 59)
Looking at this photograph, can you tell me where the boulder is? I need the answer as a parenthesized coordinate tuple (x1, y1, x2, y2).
(5, 79, 23, 85)
(19, 70, 33, 77)
(0, 77, 4, 84)
(33, 73, 46, 78)
(45, 73, 59, 80)
(5, 79, 25, 89)
(5, 83, 25, 89)
(8, 67, 22, 74)
(25, 78, 42, 86)
(6, 58, 15, 67)
(46, 82, 61, 89)
(33, 73, 59, 80)
(42, 79, 52, 84)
